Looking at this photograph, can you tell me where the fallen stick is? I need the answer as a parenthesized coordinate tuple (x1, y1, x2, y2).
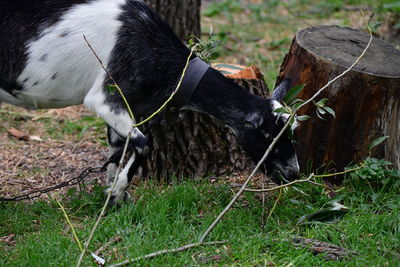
(292, 237, 359, 260)
(109, 241, 226, 267)
(94, 235, 123, 256)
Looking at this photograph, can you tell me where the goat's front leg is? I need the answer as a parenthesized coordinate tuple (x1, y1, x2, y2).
(84, 78, 148, 204)
(106, 125, 148, 204)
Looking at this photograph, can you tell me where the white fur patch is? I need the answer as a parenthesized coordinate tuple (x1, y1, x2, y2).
(83, 76, 135, 137)
(271, 100, 299, 131)
(108, 153, 136, 202)
(15, 0, 125, 109)
(272, 100, 289, 120)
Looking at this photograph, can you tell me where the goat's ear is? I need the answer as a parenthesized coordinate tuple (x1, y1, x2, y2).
(271, 78, 291, 102)
(244, 113, 264, 129)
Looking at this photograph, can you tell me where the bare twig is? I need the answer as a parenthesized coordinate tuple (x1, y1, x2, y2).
(132, 48, 195, 128)
(84, 34, 196, 129)
(83, 35, 135, 121)
(292, 237, 359, 260)
(244, 162, 366, 192)
(76, 128, 133, 267)
(199, 113, 294, 243)
(313, 162, 366, 178)
(109, 241, 226, 267)
(198, 16, 373, 244)
(266, 189, 282, 222)
(55, 199, 83, 252)
(261, 176, 266, 229)
(244, 175, 319, 192)
(94, 235, 122, 256)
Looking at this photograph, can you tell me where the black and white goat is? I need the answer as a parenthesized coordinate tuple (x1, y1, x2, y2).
(0, 0, 299, 203)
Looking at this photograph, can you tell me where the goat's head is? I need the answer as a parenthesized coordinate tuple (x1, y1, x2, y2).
(235, 79, 300, 184)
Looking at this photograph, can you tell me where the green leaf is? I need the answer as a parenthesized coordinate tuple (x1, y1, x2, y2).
(297, 209, 348, 225)
(368, 136, 390, 151)
(322, 106, 336, 118)
(284, 84, 305, 104)
(273, 106, 291, 114)
(291, 99, 305, 110)
(317, 107, 326, 115)
(297, 115, 311, 122)
(106, 84, 117, 95)
(315, 98, 328, 107)
(325, 195, 345, 206)
(316, 107, 325, 120)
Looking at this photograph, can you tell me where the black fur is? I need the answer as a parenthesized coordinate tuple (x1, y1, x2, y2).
(0, 0, 93, 94)
(105, 1, 192, 118)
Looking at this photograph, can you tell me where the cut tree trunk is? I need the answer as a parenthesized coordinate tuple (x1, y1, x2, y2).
(144, 0, 201, 40)
(278, 25, 400, 182)
(141, 66, 269, 180)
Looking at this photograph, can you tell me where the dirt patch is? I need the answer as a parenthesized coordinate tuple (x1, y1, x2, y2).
(0, 134, 107, 200)
(0, 105, 108, 201)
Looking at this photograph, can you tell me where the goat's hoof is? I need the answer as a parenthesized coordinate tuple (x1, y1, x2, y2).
(123, 191, 132, 202)
(107, 190, 131, 206)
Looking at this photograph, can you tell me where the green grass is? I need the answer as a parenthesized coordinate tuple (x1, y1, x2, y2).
(1, 168, 399, 266)
(0, 106, 107, 145)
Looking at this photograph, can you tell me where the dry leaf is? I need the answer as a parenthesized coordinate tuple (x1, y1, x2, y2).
(7, 127, 30, 141)
(7, 127, 42, 141)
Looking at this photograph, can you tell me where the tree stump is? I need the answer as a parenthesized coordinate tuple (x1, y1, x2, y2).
(141, 65, 269, 180)
(278, 25, 400, 181)
(145, 0, 201, 40)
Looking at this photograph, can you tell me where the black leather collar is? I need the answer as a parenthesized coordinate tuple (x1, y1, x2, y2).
(164, 57, 210, 123)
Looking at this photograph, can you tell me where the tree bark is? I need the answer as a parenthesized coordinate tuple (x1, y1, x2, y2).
(144, 0, 201, 40)
(278, 25, 400, 182)
(141, 70, 269, 180)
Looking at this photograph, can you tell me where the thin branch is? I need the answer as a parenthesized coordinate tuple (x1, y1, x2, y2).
(266, 188, 282, 222)
(84, 34, 196, 129)
(314, 162, 366, 178)
(55, 199, 83, 252)
(94, 235, 122, 256)
(244, 162, 366, 192)
(83, 35, 135, 121)
(132, 48, 195, 128)
(244, 175, 314, 193)
(198, 17, 373, 244)
(76, 129, 133, 267)
(261, 176, 266, 229)
(198, 116, 294, 243)
(109, 241, 226, 267)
